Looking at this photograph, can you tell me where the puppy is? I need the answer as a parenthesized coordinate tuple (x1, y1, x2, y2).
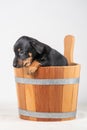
(13, 36, 68, 74)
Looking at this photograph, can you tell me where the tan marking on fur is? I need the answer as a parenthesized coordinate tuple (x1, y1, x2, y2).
(18, 48, 21, 52)
(23, 57, 33, 67)
(18, 59, 23, 66)
(23, 53, 33, 67)
(29, 53, 32, 57)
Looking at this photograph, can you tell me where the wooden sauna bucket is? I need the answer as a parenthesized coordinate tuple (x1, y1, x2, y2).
(14, 35, 80, 121)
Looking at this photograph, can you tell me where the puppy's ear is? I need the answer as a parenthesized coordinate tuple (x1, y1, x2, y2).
(31, 40, 44, 54)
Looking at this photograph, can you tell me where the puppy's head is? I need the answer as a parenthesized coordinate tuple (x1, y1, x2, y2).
(13, 36, 45, 68)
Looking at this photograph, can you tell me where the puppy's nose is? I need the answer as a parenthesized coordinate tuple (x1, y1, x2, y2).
(13, 63, 17, 67)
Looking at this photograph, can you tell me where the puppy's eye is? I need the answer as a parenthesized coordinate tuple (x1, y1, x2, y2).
(18, 48, 25, 55)
(19, 50, 24, 55)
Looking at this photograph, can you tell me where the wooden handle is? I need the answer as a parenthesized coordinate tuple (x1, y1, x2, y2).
(64, 35, 75, 65)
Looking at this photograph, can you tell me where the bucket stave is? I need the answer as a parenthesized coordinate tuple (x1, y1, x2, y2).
(14, 64, 80, 121)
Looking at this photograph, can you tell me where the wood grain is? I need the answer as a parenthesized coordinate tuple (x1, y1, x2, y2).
(14, 67, 26, 120)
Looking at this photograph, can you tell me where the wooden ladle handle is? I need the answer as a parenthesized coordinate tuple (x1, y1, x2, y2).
(64, 35, 75, 65)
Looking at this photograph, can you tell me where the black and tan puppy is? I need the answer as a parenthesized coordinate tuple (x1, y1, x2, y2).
(13, 36, 68, 74)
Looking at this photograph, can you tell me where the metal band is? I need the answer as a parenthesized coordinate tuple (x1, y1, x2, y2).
(19, 109, 76, 119)
(15, 77, 79, 85)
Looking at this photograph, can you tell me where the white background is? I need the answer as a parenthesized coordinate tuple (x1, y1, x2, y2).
(0, 0, 87, 129)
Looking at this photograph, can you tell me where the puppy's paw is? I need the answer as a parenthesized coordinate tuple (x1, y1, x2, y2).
(28, 66, 38, 74)
(24, 62, 31, 67)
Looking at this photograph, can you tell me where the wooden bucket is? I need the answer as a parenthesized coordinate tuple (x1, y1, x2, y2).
(14, 35, 80, 121)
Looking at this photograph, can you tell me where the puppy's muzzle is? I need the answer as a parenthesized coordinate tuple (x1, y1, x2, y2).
(23, 57, 33, 67)
(13, 58, 23, 68)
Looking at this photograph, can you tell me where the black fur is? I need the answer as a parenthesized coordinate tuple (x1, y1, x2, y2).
(13, 36, 68, 68)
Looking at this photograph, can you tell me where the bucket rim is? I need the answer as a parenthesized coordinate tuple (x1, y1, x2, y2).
(14, 63, 80, 69)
